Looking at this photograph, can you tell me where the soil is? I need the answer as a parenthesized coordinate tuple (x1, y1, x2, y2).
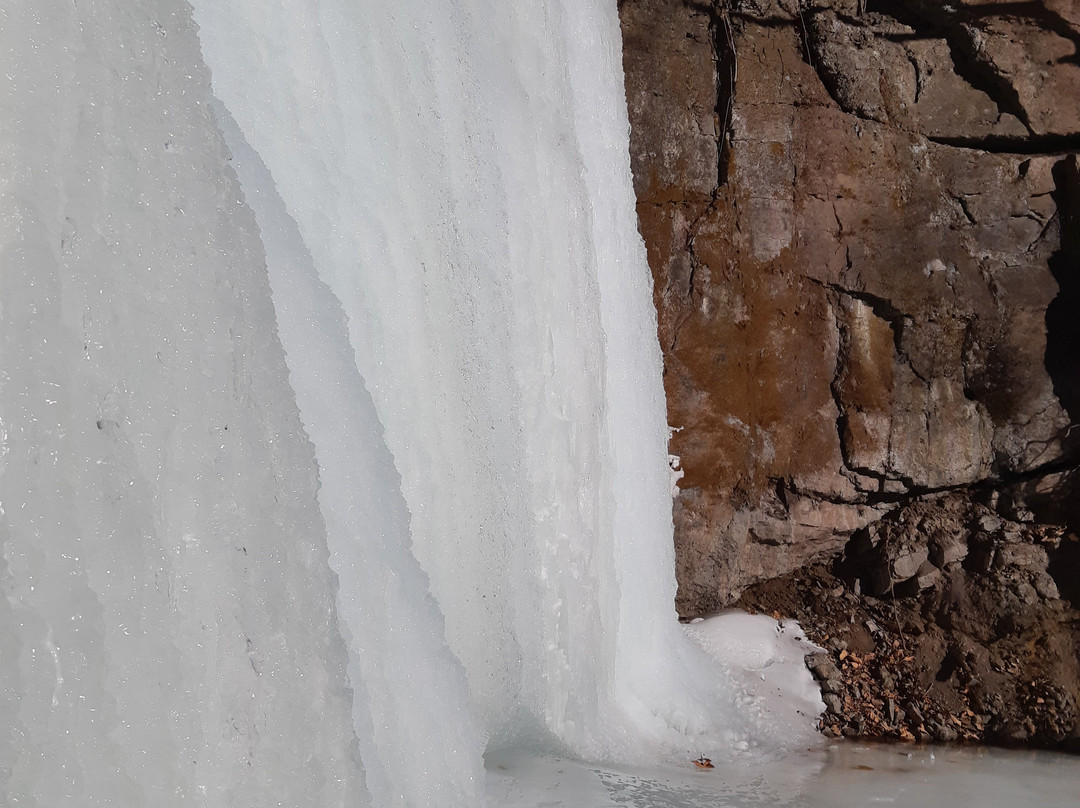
(734, 497, 1080, 752)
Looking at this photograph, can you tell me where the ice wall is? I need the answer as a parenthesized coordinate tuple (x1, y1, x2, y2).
(1, 0, 819, 805)
(213, 103, 484, 806)
(193, 0, 771, 766)
(0, 2, 365, 805)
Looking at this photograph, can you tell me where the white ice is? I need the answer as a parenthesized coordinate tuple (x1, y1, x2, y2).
(686, 613, 827, 749)
(0, 2, 365, 804)
(191, 0, 823, 797)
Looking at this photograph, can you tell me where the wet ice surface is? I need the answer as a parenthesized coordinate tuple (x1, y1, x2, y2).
(486, 742, 1080, 807)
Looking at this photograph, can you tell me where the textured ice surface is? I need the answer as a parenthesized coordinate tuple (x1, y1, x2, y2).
(686, 613, 827, 749)
(213, 101, 483, 806)
(3, 0, 825, 805)
(192, 0, 823, 779)
(0, 2, 365, 805)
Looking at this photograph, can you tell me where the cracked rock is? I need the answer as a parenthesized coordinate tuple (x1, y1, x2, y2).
(620, 0, 1077, 615)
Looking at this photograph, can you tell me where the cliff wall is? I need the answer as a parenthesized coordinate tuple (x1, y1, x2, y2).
(620, 0, 1079, 612)
(620, 0, 1080, 747)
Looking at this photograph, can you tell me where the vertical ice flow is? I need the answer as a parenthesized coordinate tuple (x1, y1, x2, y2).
(0, 1, 367, 805)
(213, 103, 484, 806)
(1, 0, 822, 805)
(194, 0, 790, 763)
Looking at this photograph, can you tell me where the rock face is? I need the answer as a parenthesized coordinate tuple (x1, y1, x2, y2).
(619, 0, 1080, 616)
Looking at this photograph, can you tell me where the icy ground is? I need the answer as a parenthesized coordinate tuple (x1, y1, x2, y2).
(486, 743, 1080, 808)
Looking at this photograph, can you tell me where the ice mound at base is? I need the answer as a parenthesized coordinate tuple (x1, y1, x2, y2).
(1, 0, 824, 804)
(686, 614, 827, 751)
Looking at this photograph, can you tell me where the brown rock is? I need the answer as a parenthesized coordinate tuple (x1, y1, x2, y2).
(804, 9, 1029, 139)
(621, 0, 1080, 751)
(620, 0, 1077, 613)
(963, 14, 1080, 136)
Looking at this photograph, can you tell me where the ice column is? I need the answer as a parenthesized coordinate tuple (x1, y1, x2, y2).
(0, 1, 367, 805)
(194, 0, 761, 767)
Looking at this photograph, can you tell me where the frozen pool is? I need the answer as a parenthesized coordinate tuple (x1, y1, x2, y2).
(486, 742, 1080, 807)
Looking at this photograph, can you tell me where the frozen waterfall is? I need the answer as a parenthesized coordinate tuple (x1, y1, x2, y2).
(0, 1, 819, 805)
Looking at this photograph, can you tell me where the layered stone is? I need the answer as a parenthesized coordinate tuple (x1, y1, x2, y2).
(620, 0, 1079, 615)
